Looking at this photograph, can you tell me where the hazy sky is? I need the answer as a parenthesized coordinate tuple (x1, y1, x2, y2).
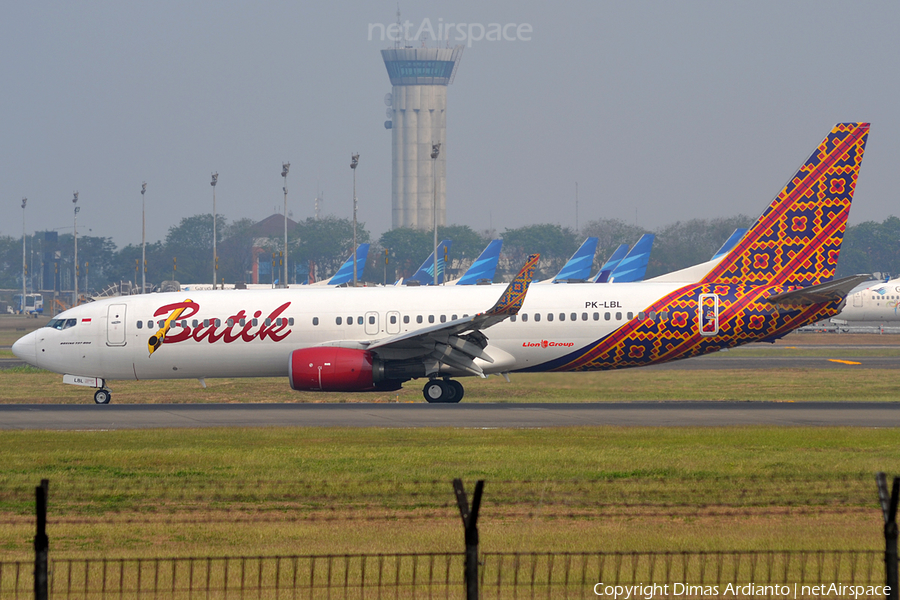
(2, 1, 898, 247)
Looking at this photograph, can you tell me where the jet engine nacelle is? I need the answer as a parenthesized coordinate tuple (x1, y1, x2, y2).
(289, 347, 379, 391)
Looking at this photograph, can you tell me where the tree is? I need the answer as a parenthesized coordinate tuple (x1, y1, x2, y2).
(838, 216, 900, 278)
(164, 214, 227, 284)
(288, 216, 370, 283)
(218, 218, 258, 284)
(500, 224, 579, 280)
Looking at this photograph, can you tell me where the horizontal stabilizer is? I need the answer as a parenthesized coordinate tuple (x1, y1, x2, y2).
(766, 274, 874, 306)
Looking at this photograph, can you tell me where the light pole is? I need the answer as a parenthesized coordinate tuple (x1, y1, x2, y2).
(351, 153, 359, 287)
(141, 182, 146, 293)
(72, 192, 79, 305)
(211, 172, 218, 289)
(21, 198, 27, 314)
(431, 142, 441, 286)
(282, 162, 290, 287)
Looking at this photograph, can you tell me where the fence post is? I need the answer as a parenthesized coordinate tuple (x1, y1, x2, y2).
(34, 478, 49, 600)
(876, 472, 899, 600)
(453, 479, 484, 600)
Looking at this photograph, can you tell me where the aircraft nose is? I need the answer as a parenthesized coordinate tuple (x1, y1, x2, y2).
(11, 331, 37, 367)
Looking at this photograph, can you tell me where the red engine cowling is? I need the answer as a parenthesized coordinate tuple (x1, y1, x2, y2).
(289, 347, 377, 391)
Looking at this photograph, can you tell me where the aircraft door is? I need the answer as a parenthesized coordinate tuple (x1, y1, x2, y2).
(107, 304, 127, 346)
(853, 294, 863, 308)
(698, 293, 719, 337)
(386, 311, 401, 334)
(365, 311, 379, 335)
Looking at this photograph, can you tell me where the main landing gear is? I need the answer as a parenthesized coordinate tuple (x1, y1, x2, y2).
(422, 379, 464, 403)
(93, 389, 112, 405)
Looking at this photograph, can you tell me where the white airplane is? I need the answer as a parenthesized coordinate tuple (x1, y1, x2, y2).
(831, 280, 900, 323)
(12, 123, 872, 404)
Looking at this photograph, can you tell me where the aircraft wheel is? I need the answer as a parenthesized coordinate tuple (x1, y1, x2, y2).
(94, 389, 111, 405)
(423, 380, 452, 403)
(448, 380, 464, 403)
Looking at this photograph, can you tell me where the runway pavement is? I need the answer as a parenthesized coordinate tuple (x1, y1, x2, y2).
(1, 401, 899, 430)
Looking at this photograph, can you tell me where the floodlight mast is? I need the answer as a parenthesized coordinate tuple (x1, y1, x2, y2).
(141, 182, 146, 294)
(72, 192, 79, 305)
(21, 198, 27, 314)
(351, 153, 359, 287)
(431, 142, 441, 286)
(282, 162, 290, 287)
(211, 173, 218, 289)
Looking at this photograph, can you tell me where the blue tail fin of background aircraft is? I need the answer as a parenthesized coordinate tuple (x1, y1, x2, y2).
(410, 240, 453, 285)
(456, 239, 502, 285)
(553, 237, 598, 282)
(711, 228, 748, 261)
(609, 234, 654, 283)
(327, 243, 369, 285)
(592, 244, 629, 283)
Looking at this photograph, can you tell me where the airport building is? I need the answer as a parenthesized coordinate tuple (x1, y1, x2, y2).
(381, 46, 463, 230)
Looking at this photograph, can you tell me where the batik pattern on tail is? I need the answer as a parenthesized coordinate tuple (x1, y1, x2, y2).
(523, 124, 869, 374)
(701, 123, 869, 288)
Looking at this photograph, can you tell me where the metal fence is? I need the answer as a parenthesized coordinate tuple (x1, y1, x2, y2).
(0, 550, 890, 599)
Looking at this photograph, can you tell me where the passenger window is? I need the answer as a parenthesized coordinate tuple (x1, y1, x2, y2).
(417, 315, 423, 324)
(510, 315, 517, 322)
(616, 312, 622, 320)
(390, 315, 397, 324)
(627, 312, 634, 320)
(203, 319, 209, 327)
(638, 312, 645, 320)
(403, 315, 409, 324)
(535, 313, 541, 322)
(593, 313, 599, 321)
(265, 318, 271, 326)
(240, 318, 246, 327)
(313, 317, 319, 326)
(571, 313, 577, 321)
(428, 315, 435, 324)
(559, 313, 565, 321)
(649, 311, 656, 321)
(582, 313, 588, 321)
(440, 315, 446, 323)
(547, 313, 554, 322)
(288, 318, 294, 326)
(227, 319, 234, 327)
(522, 314, 528, 322)
(192, 320, 199, 328)
(158, 320, 165, 328)
(137, 321, 143, 329)
(452, 314, 458, 320)
(604, 313, 611, 321)
(336, 316, 342, 325)
(252, 319, 258, 327)
(368, 316, 375, 325)
(147, 320, 155, 330)
(357, 317, 363, 325)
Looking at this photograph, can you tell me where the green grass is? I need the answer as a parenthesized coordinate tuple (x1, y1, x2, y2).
(0, 427, 896, 559)
(3, 367, 899, 403)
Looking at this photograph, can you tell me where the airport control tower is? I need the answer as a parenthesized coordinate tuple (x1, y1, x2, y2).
(382, 45, 463, 230)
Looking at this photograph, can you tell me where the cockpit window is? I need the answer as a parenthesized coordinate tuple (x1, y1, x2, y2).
(47, 318, 77, 330)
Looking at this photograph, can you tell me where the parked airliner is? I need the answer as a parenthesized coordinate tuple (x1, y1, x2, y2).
(832, 280, 900, 323)
(12, 123, 871, 404)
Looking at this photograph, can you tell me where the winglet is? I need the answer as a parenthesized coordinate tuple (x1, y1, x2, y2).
(485, 254, 539, 316)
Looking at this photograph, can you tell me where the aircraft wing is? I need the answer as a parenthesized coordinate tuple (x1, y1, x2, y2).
(765, 274, 873, 307)
(320, 254, 539, 377)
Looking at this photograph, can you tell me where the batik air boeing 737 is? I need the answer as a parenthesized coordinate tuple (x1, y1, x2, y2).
(12, 123, 871, 404)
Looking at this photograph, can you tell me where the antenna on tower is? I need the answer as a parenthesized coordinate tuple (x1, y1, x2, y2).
(575, 182, 579, 233)
(395, 5, 402, 49)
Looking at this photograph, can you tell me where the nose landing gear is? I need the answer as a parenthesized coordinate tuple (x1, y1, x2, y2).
(93, 389, 112, 405)
(422, 379, 465, 403)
